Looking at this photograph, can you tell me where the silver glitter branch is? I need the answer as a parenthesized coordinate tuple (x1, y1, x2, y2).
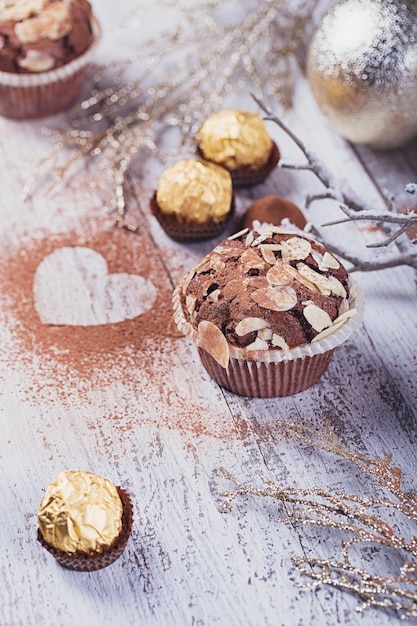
(218, 422, 417, 620)
(25, 0, 319, 227)
(254, 95, 417, 273)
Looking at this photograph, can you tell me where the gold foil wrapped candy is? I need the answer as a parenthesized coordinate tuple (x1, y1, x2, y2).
(151, 158, 234, 242)
(156, 158, 232, 223)
(38, 470, 123, 554)
(37, 470, 132, 570)
(198, 110, 279, 185)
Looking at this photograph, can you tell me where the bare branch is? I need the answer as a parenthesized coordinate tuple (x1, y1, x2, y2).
(253, 94, 417, 274)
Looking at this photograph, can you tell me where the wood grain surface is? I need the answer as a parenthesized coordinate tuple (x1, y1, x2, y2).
(0, 2, 416, 625)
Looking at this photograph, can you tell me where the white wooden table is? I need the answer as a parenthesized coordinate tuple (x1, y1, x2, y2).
(1, 2, 416, 625)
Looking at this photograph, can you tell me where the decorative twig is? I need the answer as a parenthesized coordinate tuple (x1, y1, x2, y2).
(254, 94, 417, 273)
(322, 204, 417, 248)
(218, 422, 417, 620)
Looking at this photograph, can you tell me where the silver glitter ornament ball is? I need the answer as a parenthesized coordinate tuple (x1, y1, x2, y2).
(306, 0, 417, 149)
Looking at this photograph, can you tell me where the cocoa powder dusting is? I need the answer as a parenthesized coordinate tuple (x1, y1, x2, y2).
(0, 218, 239, 440)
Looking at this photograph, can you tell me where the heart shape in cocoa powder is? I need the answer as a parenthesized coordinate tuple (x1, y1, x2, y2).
(33, 246, 157, 326)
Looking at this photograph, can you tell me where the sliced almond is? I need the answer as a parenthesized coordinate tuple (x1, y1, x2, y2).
(321, 251, 340, 270)
(235, 317, 270, 336)
(241, 248, 266, 271)
(258, 327, 273, 341)
(333, 308, 357, 325)
(245, 337, 269, 351)
(251, 233, 273, 246)
(264, 225, 296, 235)
(228, 228, 249, 240)
(271, 334, 290, 350)
(18, 49, 54, 72)
(223, 278, 249, 299)
(207, 289, 221, 302)
(327, 275, 347, 299)
(266, 263, 294, 286)
(258, 243, 283, 252)
(296, 263, 332, 295)
(195, 255, 226, 274)
(251, 286, 298, 312)
(311, 322, 343, 342)
(303, 304, 333, 332)
(197, 321, 229, 369)
(245, 231, 255, 246)
(260, 247, 277, 264)
(281, 237, 312, 263)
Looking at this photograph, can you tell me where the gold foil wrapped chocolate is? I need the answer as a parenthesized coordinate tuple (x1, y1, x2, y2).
(156, 158, 232, 224)
(38, 470, 123, 555)
(198, 110, 273, 171)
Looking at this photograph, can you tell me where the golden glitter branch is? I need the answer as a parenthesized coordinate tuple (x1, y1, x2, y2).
(218, 423, 417, 620)
(254, 95, 417, 273)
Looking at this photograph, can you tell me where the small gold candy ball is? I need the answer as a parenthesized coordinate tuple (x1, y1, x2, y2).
(306, 0, 417, 149)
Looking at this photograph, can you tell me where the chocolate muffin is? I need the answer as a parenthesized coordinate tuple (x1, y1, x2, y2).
(173, 225, 360, 397)
(37, 470, 133, 571)
(0, 0, 99, 118)
(151, 158, 234, 242)
(198, 109, 280, 186)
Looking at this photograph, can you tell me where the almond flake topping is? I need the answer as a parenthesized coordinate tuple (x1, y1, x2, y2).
(251, 285, 298, 312)
(266, 263, 294, 286)
(281, 237, 312, 263)
(241, 248, 266, 271)
(245, 231, 255, 246)
(195, 255, 225, 274)
(321, 251, 340, 270)
(271, 334, 290, 350)
(303, 304, 333, 332)
(260, 247, 276, 264)
(228, 228, 249, 240)
(197, 321, 229, 369)
(258, 327, 273, 341)
(333, 308, 357, 325)
(18, 49, 54, 71)
(206, 289, 220, 302)
(235, 317, 270, 336)
(296, 262, 347, 298)
(327, 275, 347, 299)
(251, 233, 271, 246)
(245, 337, 269, 351)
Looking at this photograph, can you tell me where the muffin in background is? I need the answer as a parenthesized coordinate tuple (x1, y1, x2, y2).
(151, 158, 234, 243)
(198, 109, 280, 186)
(37, 470, 133, 571)
(173, 225, 361, 397)
(0, 0, 99, 119)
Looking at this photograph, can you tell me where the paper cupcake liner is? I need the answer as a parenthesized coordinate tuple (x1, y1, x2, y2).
(198, 346, 334, 397)
(172, 278, 362, 397)
(37, 487, 133, 572)
(0, 17, 100, 119)
(150, 193, 235, 243)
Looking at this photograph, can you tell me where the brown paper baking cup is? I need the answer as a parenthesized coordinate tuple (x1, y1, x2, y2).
(150, 193, 235, 243)
(198, 347, 334, 397)
(172, 278, 362, 398)
(198, 141, 280, 187)
(0, 17, 100, 119)
(37, 487, 133, 572)
(230, 141, 280, 186)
